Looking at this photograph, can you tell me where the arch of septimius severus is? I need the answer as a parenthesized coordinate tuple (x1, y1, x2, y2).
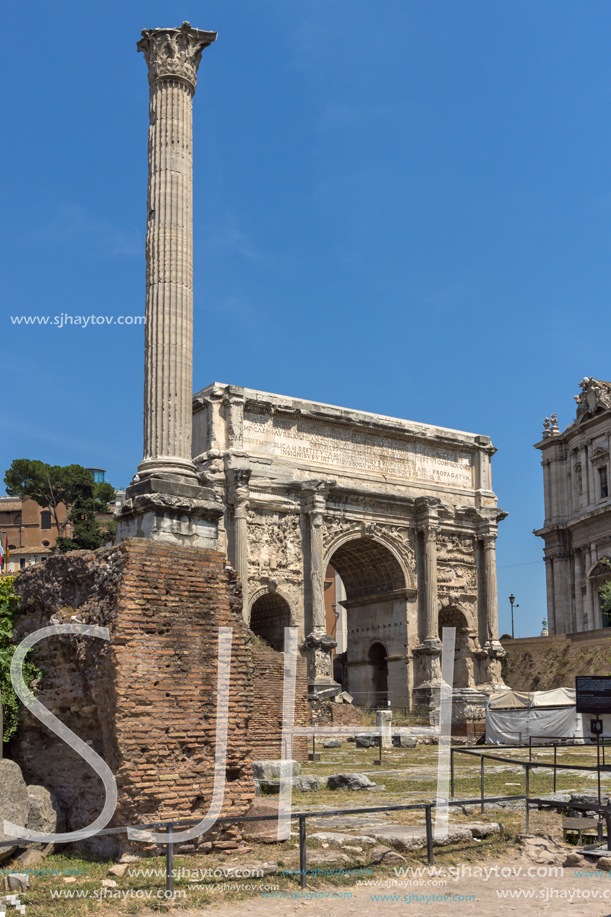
(115, 22, 506, 726)
(188, 384, 507, 717)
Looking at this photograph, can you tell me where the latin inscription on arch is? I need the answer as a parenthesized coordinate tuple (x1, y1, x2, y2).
(243, 412, 473, 487)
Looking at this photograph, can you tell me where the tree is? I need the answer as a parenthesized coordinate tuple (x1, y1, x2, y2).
(4, 460, 116, 550)
(4, 460, 95, 540)
(94, 481, 116, 511)
(56, 479, 116, 552)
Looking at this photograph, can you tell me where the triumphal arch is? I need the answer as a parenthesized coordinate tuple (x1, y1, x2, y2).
(192, 383, 506, 720)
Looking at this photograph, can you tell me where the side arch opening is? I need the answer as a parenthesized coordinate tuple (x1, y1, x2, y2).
(249, 592, 291, 652)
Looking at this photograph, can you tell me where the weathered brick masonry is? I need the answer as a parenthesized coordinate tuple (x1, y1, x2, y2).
(251, 642, 309, 762)
(12, 539, 256, 853)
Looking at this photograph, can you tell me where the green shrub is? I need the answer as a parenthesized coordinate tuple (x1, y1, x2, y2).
(0, 576, 41, 744)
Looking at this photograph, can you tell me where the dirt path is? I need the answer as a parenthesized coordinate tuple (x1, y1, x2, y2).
(129, 851, 611, 917)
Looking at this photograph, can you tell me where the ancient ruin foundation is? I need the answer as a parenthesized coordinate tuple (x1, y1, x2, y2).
(11, 540, 257, 854)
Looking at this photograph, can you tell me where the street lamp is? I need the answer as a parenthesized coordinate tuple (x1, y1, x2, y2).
(509, 594, 519, 639)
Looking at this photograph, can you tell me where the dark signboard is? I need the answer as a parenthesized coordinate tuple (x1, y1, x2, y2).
(576, 676, 611, 714)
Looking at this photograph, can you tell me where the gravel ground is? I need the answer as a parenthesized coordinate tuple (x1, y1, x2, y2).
(123, 851, 611, 917)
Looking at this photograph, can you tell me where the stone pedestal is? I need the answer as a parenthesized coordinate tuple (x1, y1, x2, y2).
(115, 478, 223, 549)
(412, 640, 442, 716)
(303, 632, 340, 700)
(376, 710, 393, 748)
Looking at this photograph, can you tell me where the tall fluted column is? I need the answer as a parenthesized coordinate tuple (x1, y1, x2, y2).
(116, 23, 223, 548)
(228, 468, 251, 621)
(137, 22, 217, 482)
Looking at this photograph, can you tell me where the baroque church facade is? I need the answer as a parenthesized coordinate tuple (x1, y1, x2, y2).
(535, 378, 611, 634)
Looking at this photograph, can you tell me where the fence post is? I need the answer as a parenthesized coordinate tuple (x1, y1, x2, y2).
(425, 804, 434, 866)
(598, 735, 602, 808)
(450, 748, 454, 799)
(166, 823, 174, 898)
(480, 754, 485, 815)
(525, 765, 530, 834)
(553, 744, 557, 793)
(299, 815, 307, 889)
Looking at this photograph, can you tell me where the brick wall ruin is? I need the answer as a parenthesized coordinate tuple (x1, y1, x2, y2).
(251, 642, 309, 762)
(11, 539, 256, 854)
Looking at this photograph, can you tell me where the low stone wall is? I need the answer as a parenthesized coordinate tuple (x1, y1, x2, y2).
(251, 642, 309, 762)
(11, 539, 255, 854)
(501, 629, 611, 692)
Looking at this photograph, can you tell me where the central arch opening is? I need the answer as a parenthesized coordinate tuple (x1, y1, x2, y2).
(327, 536, 408, 708)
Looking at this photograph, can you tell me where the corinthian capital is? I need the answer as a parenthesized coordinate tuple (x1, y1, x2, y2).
(137, 22, 217, 92)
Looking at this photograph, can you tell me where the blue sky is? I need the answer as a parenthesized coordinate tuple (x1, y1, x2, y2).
(1, 1, 607, 637)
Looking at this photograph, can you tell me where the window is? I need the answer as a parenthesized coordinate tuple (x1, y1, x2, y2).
(19, 558, 26, 569)
(40, 511, 52, 530)
(600, 467, 609, 499)
(42, 540, 50, 547)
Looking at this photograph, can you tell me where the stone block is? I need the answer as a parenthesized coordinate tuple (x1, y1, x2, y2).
(393, 734, 417, 748)
(369, 845, 408, 865)
(355, 734, 378, 748)
(239, 800, 280, 843)
(0, 761, 29, 862)
(327, 773, 376, 791)
(6, 874, 29, 892)
(293, 776, 321, 792)
(323, 739, 342, 748)
(463, 822, 502, 838)
(252, 760, 301, 781)
(26, 785, 65, 854)
(310, 832, 376, 847)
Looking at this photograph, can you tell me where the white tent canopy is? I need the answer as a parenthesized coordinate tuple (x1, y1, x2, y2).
(487, 688, 576, 709)
(485, 687, 611, 744)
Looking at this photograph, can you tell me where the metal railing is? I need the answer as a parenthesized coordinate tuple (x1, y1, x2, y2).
(450, 736, 611, 834)
(0, 794, 525, 893)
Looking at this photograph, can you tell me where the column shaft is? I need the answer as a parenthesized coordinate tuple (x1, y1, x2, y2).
(234, 502, 249, 621)
(309, 496, 326, 633)
(228, 468, 251, 621)
(423, 528, 438, 642)
(143, 80, 194, 466)
(483, 536, 499, 643)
